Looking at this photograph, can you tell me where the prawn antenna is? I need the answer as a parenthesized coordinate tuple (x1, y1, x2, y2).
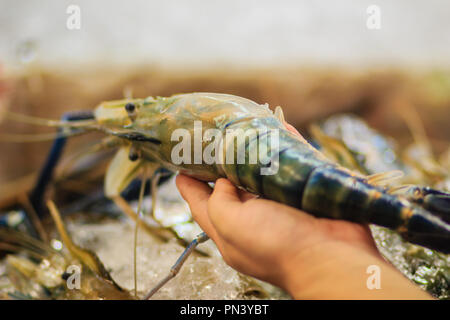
(1, 110, 97, 128)
(0, 130, 86, 143)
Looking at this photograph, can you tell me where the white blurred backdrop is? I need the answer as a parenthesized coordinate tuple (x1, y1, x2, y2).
(0, 0, 449, 68)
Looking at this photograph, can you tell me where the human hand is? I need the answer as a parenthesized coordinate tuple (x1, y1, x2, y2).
(176, 123, 431, 299)
(177, 174, 379, 296)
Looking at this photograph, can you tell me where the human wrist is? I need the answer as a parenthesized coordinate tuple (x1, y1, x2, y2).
(279, 242, 427, 299)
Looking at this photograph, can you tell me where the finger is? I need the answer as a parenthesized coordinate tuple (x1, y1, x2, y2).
(237, 188, 258, 202)
(209, 178, 243, 213)
(207, 179, 246, 239)
(214, 239, 263, 275)
(176, 174, 212, 211)
(210, 231, 280, 281)
(213, 178, 241, 200)
(175, 175, 218, 239)
(177, 177, 250, 254)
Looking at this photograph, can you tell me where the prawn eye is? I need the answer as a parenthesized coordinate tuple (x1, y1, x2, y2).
(125, 103, 135, 112)
(128, 146, 140, 161)
(125, 103, 137, 121)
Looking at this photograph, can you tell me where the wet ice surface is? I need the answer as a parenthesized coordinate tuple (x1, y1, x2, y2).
(3, 174, 447, 299)
(371, 226, 449, 299)
(69, 221, 288, 300)
(66, 217, 449, 300)
(320, 115, 449, 299)
(59, 176, 450, 300)
(67, 177, 289, 300)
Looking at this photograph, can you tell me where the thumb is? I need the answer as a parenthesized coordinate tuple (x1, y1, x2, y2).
(207, 178, 244, 233)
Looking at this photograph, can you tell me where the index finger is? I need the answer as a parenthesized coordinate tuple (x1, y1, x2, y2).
(175, 175, 219, 241)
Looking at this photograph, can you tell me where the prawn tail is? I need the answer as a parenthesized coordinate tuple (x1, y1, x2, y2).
(399, 207, 450, 254)
(222, 119, 450, 253)
(299, 166, 450, 253)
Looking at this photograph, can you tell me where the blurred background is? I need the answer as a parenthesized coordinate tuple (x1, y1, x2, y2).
(0, 0, 449, 194)
(0, 0, 449, 300)
(1, 0, 449, 67)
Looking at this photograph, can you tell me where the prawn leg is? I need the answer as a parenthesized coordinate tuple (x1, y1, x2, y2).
(46, 200, 125, 291)
(106, 146, 172, 241)
(144, 232, 209, 299)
